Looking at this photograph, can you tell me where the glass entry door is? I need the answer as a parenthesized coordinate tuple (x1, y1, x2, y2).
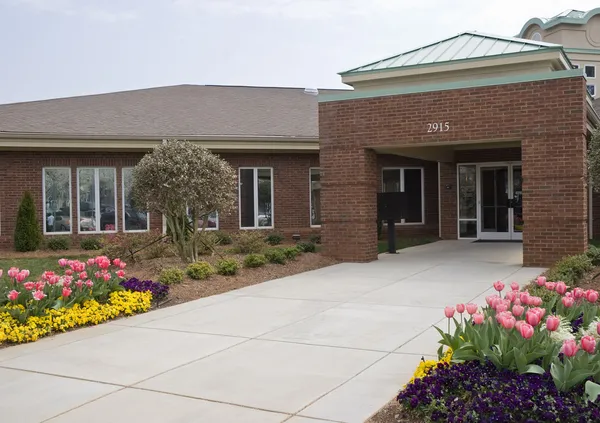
(478, 164, 522, 240)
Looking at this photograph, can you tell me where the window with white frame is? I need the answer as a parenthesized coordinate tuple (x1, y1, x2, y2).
(588, 84, 596, 97)
(382, 167, 424, 224)
(585, 65, 596, 78)
(186, 208, 219, 230)
(239, 168, 273, 228)
(43, 168, 71, 234)
(122, 168, 149, 232)
(310, 168, 321, 226)
(77, 168, 117, 233)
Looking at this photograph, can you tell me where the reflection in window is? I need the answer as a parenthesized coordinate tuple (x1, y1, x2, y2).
(239, 168, 273, 228)
(381, 167, 424, 224)
(122, 168, 149, 232)
(43, 168, 71, 234)
(310, 168, 321, 226)
(78, 168, 116, 233)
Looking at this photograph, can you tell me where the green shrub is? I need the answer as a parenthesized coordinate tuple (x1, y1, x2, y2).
(527, 283, 561, 304)
(14, 191, 42, 252)
(213, 230, 233, 245)
(234, 231, 266, 254)
(142, 237, 175, 259)
(264, 248, 287, 264)
(158, 267, 185, 285)
(194, 232, 219, 255)
(586, 245, 600, 266)
(186, 261, 215, 280)
(80, 237, 102, 251)
(265, 232, 284, 246)
(546, 253, 593, 285)
(46, 236, 71, 251)
(297, 241, 316, 253)
(283, 246, 300, 260)
(216, 258, 239, 276)
(243, 254, 267, 268)
(101, 232, 166, 262)
(310, 234, 321, 244)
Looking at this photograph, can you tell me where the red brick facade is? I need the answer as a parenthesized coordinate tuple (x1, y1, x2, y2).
(319, 77, 589, 267)
(0, 151, 320, 249)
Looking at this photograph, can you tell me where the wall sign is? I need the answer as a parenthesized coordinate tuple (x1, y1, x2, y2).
(427, 122, 450, 133)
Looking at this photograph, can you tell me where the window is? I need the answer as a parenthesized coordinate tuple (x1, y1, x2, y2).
(77, 168, 117, 233)
(585, 65, 596, 78)
(457, 165, 477, 238)
(186, 208, 219, 230)
(531, 32, 542, 41)
(381, 167, 424, 224)
(43, 168, 71, 234)
(122, 168, 149, 232)
(239, 168, 273, 228)
(310, 168, 321, 226)
(588, 84, 596, 97)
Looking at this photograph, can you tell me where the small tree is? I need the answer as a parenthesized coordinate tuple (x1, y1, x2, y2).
(132, 140, 237, 262)
(14, 191, 43, 252)
(589, 128, 600, 192)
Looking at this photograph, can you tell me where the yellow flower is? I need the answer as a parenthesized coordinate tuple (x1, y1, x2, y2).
(406, 348, 453, 385)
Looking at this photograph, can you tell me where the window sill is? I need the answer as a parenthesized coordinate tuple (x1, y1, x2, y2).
(44, 231, 73, 236)
(239, 226, 274, 230)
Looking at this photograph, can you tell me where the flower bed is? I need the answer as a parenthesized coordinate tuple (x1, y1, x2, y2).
(0, 256, 154, 345)
(398, 278, 600, 422)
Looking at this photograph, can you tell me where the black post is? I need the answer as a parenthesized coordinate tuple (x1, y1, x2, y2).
(387, 219, 397, 253)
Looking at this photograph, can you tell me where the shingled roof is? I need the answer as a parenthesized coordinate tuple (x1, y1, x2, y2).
(0, 85, 344, 139)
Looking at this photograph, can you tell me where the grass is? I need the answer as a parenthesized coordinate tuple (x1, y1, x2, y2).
(0, 255, 90, 280)
(378, 237, 438, 254)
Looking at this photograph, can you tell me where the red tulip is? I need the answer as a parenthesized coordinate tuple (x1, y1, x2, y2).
(581, 336, 597, 354)
(573, 288, 585, 300)
(536, 276, 546, 286)
(525, 310, 540, 326)
(473, 313, 484, 325)
(466, 303, 478, 315)
(546, 316, 560, 332)
(519, 323, 534, 339)
(444, 306, 455, 319)
(555, 282, 567, 295)
(493, 281, 505, 292)
(586, 290, 599, 303)
(545, 282, 556, 291)
(456, 304, 465, 314)
(562, 339, 579, 357)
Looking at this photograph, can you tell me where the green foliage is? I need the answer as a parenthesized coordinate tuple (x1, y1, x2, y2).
(586, 245, 600, 266)
(546, 253, 593, 285)
(309, 234, 321, 244)
(80, 237, 102, 251)
(527, 284, 560, 304)
(101, 232, 166, 262)
(215, 258, 239, 276)
(46, 236, 71, 251)
(14, 191, 43, 252)
(265, 232, 284, 246)
(296, 241, 316, 253)
(158, 267, 184, 285)
(264, 248, 287, 264)
(551, 351, 600, 392)
(213, 230, 233, 245)
(282, 246, 300, 260)
(185, 261, 214, 280)
(588, 128, 600, 192)
(195, 232, 219, 256)
(243, 254, 267, 268)
(234, 231, 266, 254)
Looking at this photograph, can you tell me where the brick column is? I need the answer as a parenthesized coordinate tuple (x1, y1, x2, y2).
(439, 162, 458, 239)
(321, 147, 378, 262)
(522, 134, 588, 267)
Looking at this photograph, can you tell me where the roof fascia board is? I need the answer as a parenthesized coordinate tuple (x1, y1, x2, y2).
(322, 69, 584, 103)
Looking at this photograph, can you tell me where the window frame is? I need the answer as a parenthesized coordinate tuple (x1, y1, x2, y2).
(588, 84, 596, 97)
(42, 167, 73, 235)
(238, 167, 274, 230)
(381, 166, 425, 225)
(76, 167, 118, 234)
(309, 167, 321, 228)
(186, 207, 219, 231)
(121, 167, 150, 233)
(585, 64, 596, 79)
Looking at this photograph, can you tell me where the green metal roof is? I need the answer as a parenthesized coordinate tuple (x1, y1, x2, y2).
(518, 8, 600, 38)
(341, 32, 561, 76)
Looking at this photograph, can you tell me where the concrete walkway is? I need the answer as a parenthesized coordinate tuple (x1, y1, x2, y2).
(0, 241, 544, 423)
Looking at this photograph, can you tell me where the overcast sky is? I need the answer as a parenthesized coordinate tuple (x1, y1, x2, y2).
(1, 0, 599, 104)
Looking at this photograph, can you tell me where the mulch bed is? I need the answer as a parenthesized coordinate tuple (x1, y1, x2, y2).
(366, 398, 416, 423)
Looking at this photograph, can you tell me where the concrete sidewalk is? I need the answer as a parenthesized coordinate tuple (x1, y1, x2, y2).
(0, 241, 544, 423)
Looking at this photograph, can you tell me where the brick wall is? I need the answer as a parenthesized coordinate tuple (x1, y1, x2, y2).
(0, 151, 320, 249)
(319, 77, 589, 266)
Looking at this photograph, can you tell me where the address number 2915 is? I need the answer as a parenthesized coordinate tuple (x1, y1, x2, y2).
(427, 122, 450, 133)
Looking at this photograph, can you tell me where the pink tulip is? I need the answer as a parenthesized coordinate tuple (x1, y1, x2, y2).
(473, 313, 484, 325)
(75, 280, 84, 289)
(586, 290, 599, 303)
(87, 258, 95, 267)
(582, 336, 597, 354)
(530, 296, 543, 307)
(515, 320, 525, 331)
(574, 288, 585, 300)
(444, 306, 455, 319)
(519, 291, 530, 305)
(466, 303, 478, 315)
(545, 282, 556, 291)
(536, 276, 546, 286)
(510, 282, 520, 291)
(65, 269, 73, 276)
(505, 291, 517, 303)
(0, 269, 3, 278)
(7, 290, 19, 301)
(15, 271, 27, 283)
(513, 298, 522, 306)
(562, 339, 579, 357)
(493, 281, 505, 292)
(597, 322, 600, 336)
(525, 310, 540, 326)
(512, 304, 524, 317)
(36, 281, 45, 291)
(562, 296, 575, 308)
(486, 295, 499, 306)
(119, 262, 126, 270)
(58, 258, 68, 267)
(519, 323, 534, 339)
(113, 258, 121, 267)
(62, 287, 72, 298)
(456, 303, 465, 314)
(32, 290, 46, 301)
(501, 315, 516, 330)
(103, 273, 111, 282)
(94, 271, 101, 279)
(556, 282, 567, 295)
(79, 271, 88, 280)
(86, 280, 94, 288)
(49, 275, 60, 285)
(496, 303, 509, 313)
(7, 267, 19, 279)
(67, 260, 74, 268)
(23, 282, 35, 291)
(546, 316, 560, 332)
